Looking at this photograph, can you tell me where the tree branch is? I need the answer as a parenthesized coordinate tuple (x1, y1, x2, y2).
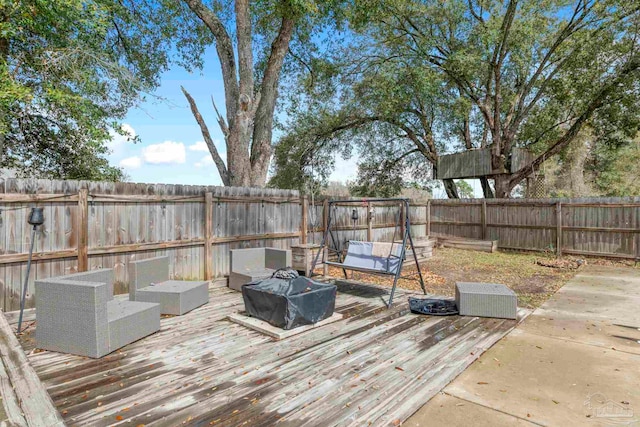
(181, 0, 239, 127)
(509, 54, 640, 186)
(211, 95, 229, 138)
(181, 86, 230, 185)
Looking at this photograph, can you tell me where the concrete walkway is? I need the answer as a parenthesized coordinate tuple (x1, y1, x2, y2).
(406, 265, 640, 427)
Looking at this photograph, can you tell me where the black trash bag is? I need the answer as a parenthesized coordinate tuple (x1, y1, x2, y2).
(242, 276, 337, 330)
(408, 297, 458, 316)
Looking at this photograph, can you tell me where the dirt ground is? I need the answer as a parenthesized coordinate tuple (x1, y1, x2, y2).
(321, 247, 637, 308)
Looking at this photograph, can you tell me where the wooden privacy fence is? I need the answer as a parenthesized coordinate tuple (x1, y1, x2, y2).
(1, 177, 637, 312)
(429, 197, 640, 260)
(0, 179, 429, 312)
(0, 179, 302, 312)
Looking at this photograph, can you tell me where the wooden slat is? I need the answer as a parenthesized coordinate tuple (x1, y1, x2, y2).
(323, 199, 329, 277)
(310, 221, 427, 233)
(367, 202, 373, 241)
(0, 249, 78, 265)
(77, 189, 89, 272)
(211, 231, 301, 244)
(556, 202, 563, 257)
(481, 200, 487, 240)
(0, 313, 64, 426)
(301, 196, 308, 244)
(426, 200, 431, 236)
(0, 193, 78, 203)
(204, 192, 213, 280)
(0, 347, 28, 426)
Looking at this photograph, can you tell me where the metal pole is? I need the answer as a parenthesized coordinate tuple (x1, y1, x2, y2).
(17, 225, 37, 333)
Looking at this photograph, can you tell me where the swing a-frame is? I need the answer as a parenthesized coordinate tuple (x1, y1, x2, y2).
(310, 198, 427, 307)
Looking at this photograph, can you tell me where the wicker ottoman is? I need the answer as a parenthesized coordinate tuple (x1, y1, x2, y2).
(135, 281, 209, 315)
(455, 282, 517, 319)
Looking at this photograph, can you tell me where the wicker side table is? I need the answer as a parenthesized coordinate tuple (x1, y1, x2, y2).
(455, 282, 517, 319)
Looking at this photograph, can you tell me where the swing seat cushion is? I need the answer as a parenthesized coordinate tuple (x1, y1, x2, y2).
(329, 241, 403, 275)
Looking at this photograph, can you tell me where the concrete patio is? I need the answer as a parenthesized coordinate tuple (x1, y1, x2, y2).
(407, 265, 640, 426)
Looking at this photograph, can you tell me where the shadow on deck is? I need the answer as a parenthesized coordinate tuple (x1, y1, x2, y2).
(12, 282, 526, 426)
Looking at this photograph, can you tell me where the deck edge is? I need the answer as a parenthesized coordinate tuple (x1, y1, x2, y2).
(0, 311, 65, 427)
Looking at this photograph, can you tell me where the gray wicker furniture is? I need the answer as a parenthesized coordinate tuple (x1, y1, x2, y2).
(128, 256, 209, 315)
(229, 248, 292, 291)
(455, 282, 517, 319)
(35, 269, 160, 358)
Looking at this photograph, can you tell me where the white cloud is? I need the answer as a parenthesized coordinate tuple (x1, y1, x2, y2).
(107, 123, 136, 150)
(195, 155, 215, 168)
(141, 141, 186, 164)
(119, 156, 142, 169)
(329, 154, 358, 182)
(188, 141, 209, 152)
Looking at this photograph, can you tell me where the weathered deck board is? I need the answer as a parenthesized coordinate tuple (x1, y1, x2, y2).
(17, 284, 526, 427)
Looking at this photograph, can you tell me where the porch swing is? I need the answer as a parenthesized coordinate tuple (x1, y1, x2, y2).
(310, 198, 427, 307)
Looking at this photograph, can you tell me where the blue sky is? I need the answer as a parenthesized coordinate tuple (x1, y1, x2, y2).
(108, 46, 358, 186)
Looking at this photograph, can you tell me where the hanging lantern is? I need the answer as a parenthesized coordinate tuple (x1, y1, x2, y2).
(27, 207, 45, 226)
(351, 208, 359, 222)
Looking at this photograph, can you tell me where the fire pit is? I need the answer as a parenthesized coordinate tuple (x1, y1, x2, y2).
(242, 276, 337, 330)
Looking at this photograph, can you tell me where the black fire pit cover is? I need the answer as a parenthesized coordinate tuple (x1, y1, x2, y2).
(242, 276, 337, 330)
(408, 297, 459, 316)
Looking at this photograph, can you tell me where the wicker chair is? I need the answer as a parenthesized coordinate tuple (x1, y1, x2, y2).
(35, 269, 160, 358)
(229, 247, 292, 291)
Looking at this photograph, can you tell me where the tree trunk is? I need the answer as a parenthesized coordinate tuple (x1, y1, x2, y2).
(493, 175, 511, 198)
(443, 179, 459, 198)
(226, 124, 252, 186)
(182, 0, 295, 188)
(249, 17, 295, 186)
(480, 177, 494, 198)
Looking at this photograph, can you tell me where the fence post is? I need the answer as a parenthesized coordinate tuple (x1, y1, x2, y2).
(204, 192, 213, 280)
(77, 189, 89, 272)
(556, 202, 563, 257)
(636, 204, 640, 263)
(366, 202, 373, 241)
(301, 195, 308, 244)
(481, 200, 487, 240)
(322, 198, 329, 276)
(426, 200, 431, 237)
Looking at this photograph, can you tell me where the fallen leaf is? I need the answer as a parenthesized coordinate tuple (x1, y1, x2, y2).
(395, 367, 405, 371)
(477, 381, 489, 385)
(115, 415, 124, 421)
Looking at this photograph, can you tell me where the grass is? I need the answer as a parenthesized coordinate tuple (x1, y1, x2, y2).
(324, 247, 635, 308)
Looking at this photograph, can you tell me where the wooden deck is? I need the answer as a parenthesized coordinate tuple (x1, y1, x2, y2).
(15, 282, 526, 426)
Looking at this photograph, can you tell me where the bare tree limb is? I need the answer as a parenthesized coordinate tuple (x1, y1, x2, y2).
(181, 86, 230, 185)
(182, 0, 239, 127)
(211, 95, 229, 138)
